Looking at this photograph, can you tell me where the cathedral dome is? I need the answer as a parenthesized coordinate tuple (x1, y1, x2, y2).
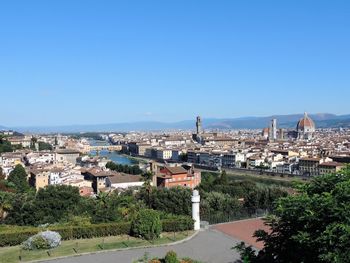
(297, 112, 315, 132)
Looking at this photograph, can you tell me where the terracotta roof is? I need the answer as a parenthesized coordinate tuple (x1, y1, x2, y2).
(86, 168, 114, 177)
(55, 149, 80, 154)
(319, 162, 344, 167)
(164, 166, 187, 174)
(108, 173, 142, 184)
(297, 113, 315, 131)
(300, 157, 321, 161)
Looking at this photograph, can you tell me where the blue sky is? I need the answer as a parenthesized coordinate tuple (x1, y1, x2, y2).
(1, 0, 349, 126)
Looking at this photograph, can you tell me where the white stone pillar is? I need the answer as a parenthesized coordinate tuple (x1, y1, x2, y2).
(191, 190, 201, 230)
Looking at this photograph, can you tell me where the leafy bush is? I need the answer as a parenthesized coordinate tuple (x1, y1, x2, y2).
(164, 250, 179, 263)
(30, 236, 50, 250)
(180, 258, 202, 263)
(135, 252, 201, 263)
(131, 209, 162, 240)
(22, 231, 61, 250)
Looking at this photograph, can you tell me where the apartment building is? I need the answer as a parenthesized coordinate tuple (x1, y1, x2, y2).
(156, 165, 201, 189)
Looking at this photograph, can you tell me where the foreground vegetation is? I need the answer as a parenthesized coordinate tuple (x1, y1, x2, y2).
(235, 166, 350, 263)
(0, 163, 290, 263)
(1, 167, 288, 227)
(0, 165, 194, 247)
(135, 250, 202, 263)
(197, 171, 288, 223)
(0, 231, 193, 263)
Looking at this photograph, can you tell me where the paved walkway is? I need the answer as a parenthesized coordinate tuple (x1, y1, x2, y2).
(213, 218, 269, 249)
(48, 230, 241, 263)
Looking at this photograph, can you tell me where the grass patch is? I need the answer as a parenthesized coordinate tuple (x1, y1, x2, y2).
(0, 231, 194, 263)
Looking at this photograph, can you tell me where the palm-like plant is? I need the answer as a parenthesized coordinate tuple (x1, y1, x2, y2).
(96, 191, 110, 208)
(0, 192, 12, 220)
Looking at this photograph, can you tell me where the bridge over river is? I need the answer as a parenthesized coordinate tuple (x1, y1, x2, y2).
(88, 145, 123, 151)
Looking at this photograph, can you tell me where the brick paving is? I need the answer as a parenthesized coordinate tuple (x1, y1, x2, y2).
(213, 218, 270, 249)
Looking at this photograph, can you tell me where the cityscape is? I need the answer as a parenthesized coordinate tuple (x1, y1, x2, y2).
(1, 1, 350, 263)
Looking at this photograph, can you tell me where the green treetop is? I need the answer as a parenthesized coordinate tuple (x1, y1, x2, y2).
(235, 166, 350, 263)
(7, 164, 30, 193)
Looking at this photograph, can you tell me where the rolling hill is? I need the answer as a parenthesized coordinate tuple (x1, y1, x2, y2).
(2, 113, 350, 133)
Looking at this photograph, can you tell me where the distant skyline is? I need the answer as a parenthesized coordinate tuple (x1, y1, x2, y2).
(1, 1, 350, 126)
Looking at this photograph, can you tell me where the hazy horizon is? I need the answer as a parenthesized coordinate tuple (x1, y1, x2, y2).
(1, 112, 349, 130)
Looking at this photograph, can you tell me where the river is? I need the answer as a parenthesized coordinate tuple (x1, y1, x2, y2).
(88, 139, 138, 165)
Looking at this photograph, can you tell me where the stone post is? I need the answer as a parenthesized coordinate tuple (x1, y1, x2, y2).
(191, 190, 201, 230)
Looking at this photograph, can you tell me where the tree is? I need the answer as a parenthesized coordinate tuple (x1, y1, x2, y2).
(235, 167, 350, 263)
(33, 185, 81, 224)
(141, 171, 153, 182)
(197, 172, 217, 192)
(7, 164, 30, 192)
(4, 192, 38, 225)
(201, 191, 242, 215)
(0, 135, 14, 153)
(30, 137, 37, 150)
(140, 171, 154, 208)
(216, 170, 229, 185)
(131, 209, 162, 240)
(5, 185, 80, 226)
(106, 161, 142, 175)
(91, 191, 120, 223)
(38, 142, 53, 151)
(137, 187, 192, 216)
(0, 191, 14, 220)
(0, 167, 5, 180)
(90, 191, 143, 223)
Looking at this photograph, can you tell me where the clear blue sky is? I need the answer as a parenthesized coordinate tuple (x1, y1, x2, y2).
(1, 0, 349, 126)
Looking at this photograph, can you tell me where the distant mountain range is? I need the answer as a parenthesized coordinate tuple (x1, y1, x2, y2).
(1, 113, 350, 133)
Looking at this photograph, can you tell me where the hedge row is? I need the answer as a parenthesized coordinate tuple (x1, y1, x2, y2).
(52, 222, 131, 240)
(0, 228, 39, 247)
(0, 217, 194, 247)
(162, 216, 194, 232)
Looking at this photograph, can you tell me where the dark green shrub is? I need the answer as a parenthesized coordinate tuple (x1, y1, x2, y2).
(161, 216, 194, 232)
(164, 250, 179, 263)
(0, 228, 39, 247)
(51, 222, 131, 240)
(131, 209, 162, 240)
(31, 236, 50, 250)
